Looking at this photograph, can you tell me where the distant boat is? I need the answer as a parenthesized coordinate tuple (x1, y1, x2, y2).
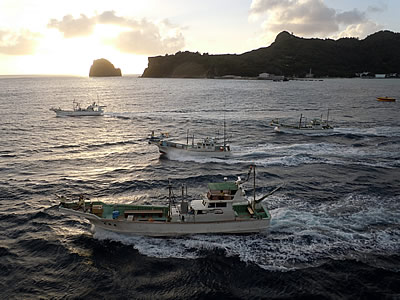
(377, 96, 396, 102)
(270, 111, 334, 133)
(58, 166, 280, 236)
(50, 101, 106, 117)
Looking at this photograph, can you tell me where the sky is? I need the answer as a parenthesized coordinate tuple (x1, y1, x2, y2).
(0, 0, 399, 75)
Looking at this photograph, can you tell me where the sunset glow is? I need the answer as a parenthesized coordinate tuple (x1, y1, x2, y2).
(1, 0, 399, 75)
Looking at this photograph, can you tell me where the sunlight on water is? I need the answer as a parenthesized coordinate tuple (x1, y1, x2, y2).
(0, 77, 399, 298)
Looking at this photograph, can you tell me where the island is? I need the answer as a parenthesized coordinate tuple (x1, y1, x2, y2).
(89, 58, 122, 77)
(141, 30, 400, 78)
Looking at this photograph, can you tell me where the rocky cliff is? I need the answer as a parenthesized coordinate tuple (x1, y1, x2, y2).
(141, 30, 400, 78)
(89, 58, 122, 77)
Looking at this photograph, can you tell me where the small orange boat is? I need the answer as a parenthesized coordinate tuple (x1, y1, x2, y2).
(377, 96, 396, 102)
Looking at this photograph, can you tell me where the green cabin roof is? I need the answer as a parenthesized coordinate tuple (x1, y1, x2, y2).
(208, 182, 238, 191)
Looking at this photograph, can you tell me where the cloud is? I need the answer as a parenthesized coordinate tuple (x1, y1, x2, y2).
(367, 3, 387, 13)
(337, 21, 383, 39)
(250, 0, 290, 15)
(48, 14, 96, 38)
(113, 19, 185, 55)
(336, 9, 366, 25)
(47, 11, 185, 55)
(0, 30, 40, 55)
(249, 0, 381, 41)
(115, 29, 184, 56)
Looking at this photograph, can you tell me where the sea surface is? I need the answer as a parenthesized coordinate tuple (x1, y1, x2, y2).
(0, 76, 399, 299)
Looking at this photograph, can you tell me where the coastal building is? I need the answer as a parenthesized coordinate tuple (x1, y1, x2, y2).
(305, 68, 314, 78)
(258, 73, 284, 81)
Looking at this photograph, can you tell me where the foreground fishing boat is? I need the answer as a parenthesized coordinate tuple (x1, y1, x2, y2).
(148, 130, 231, 158)
(377, 96, 396, 102)
(270, 111, 333, 133)
(58, 166, 279, 236)
(50, 101, 106, 117)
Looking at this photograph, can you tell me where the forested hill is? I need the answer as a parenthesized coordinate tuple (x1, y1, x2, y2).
(141, 30, 400, 78)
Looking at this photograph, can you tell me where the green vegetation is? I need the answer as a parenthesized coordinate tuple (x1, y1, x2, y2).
(141, 30, 400, 78)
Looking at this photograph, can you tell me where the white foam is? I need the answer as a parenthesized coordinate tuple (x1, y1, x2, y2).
(334, 126, 400, 137)
(159, 139, 399, 168)
(91, 193, 400, 271)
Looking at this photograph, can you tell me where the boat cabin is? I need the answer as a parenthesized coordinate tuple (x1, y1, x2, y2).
(196, 137, 216, 150)
(207, 181, 238, 200)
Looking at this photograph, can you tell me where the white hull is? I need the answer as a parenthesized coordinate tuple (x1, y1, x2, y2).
(53, 110, 104, 117)
(273, 126, 334, 134)
(158, 145, 231, 158)
(60, 207, 269, 236)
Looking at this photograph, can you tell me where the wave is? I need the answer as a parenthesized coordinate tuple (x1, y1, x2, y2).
(162, 142, 399, 169)
(91, 193, 400, 271)
(333, 126, 400, 138)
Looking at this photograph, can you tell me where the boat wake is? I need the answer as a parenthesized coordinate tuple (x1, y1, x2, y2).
(163, 142, 399, 169)
(92, 192, 400, 271)
(333, 126, 400, 138)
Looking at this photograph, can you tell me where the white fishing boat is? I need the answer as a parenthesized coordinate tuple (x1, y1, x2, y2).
(58, 166, 280, 236)
(270, 111, 333, 133)
(50, 101, 106, 117)
(148, 127, 231, 158)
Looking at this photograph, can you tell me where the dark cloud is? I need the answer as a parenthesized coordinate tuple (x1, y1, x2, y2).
(47, 11, 185, 55)
(336, 9, 366, 25)
(367, 3, 387, 13)
(0, 30, 39, 55)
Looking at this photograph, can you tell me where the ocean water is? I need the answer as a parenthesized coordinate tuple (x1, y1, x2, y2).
(0, 76, 399, 299)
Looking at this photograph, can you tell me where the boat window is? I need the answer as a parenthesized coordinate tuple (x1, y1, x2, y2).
(216, 203, 227, 208)
(197, 210, 204, 214)
(208, 203, 216, 208)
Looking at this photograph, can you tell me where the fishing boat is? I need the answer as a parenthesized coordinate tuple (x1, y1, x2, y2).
(148, 127, 231, 158)
(270, 111, 334, 133)
(58, 166, 280, 236)
(50, 101, 106, 117)
(377, 96, 396, 102)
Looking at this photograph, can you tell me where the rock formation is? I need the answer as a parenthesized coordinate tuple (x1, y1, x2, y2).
(89, 58, 122, 77)
(141, 30, 400, 78)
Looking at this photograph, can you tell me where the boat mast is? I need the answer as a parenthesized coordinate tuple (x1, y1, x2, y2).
(223, 111, 226, 148)
(299, 114, 303, 128)
(252, 165, 256, 211)
(168, 179, 172, 221)
(326, 109, 330, 125)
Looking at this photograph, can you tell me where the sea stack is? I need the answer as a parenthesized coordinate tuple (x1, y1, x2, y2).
(89, 58, 122, 77)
